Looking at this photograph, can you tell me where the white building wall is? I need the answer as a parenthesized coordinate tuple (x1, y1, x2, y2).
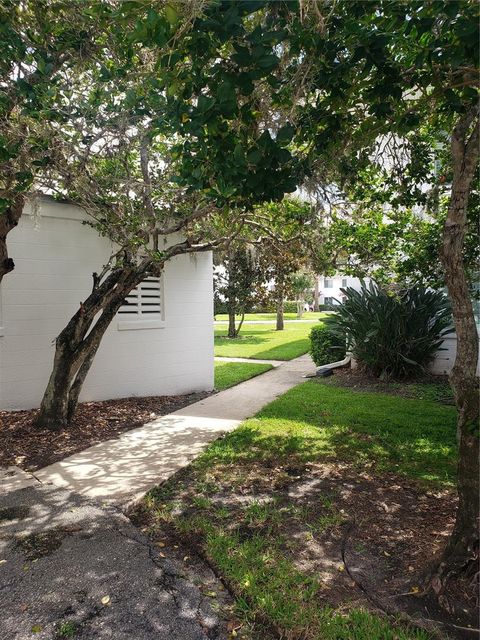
(0, 197, 214, 411)
(317, 274, 365, 306)
(430, 334, 480, 377)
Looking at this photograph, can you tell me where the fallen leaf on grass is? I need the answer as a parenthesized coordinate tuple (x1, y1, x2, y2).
(101, 595, 111, 605)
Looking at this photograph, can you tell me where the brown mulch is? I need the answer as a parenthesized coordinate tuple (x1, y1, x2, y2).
(0, 392, 209, 472)
(321, 367, 455, 403)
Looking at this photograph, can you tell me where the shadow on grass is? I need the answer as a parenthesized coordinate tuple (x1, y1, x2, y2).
(194, 382, 458, 487)
(215, 336, 310, 360)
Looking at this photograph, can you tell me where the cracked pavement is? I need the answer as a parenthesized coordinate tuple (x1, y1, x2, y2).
(0, 479, 227, 640)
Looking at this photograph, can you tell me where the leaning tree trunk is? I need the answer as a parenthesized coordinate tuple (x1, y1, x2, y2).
(35, 263, 151, 430)
(0, 194, 25, 283)
(432, 109, 479, 608)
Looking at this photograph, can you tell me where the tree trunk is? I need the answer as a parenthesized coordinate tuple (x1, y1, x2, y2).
(276, 277, 285, 331)
(227, 308, 237, 338)
(296, 298, 303, 319)
(35, 264, 150, 430)
(0, 194, 24, 283)
(276, 296, 284, 331)
(236, 312, 245, 337)
(432, 110, 479, 609)
(313, 277, 320, 312)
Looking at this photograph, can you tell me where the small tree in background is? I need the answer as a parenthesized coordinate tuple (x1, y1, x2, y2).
(214, 244, 261, 338)
(289, 271, 315, 319)
(253, 198, 316, 329)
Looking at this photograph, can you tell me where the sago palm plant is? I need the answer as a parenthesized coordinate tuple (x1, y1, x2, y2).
(329, 281, 453, 379)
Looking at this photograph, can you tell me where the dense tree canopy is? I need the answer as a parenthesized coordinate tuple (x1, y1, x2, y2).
(1, 0, 478, 615)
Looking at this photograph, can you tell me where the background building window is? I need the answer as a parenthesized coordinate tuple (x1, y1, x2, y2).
(342, 278, 348, 287)
(324, 278, 333, 288)
(324, 296, 335, 306)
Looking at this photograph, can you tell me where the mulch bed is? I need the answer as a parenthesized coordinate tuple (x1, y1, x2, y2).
(131, 456, 477, 639)
(0, 392, 209, 472)
(321, 367, 455, 403)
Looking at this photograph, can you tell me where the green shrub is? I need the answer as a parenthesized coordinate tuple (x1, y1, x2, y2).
(318, 303, 336, 311)
(214, 298, 228, 315)
(283, 300, 298, 313)
(252, 302, 276, 313)
(309, 323, 346, 366)
(328, 281, 453, 379)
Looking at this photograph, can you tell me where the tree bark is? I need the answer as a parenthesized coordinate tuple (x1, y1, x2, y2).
(35, 264, 151, 430)
(432, 109, 480, 608)
(313, 277, 320, 312)
(35, 236, 221, 430)
(276, 275, 285, 331)
(236, 312, 245, 337)
(0, 194, 25, 283)
(227, 307, 237, 338)
(296, 297, 303, 319)
(276, 295, 284, 331)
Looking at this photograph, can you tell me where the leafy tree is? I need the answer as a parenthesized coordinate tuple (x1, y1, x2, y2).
(0, 0, 104, 282)
(252, 198, 314, 329)
(214, 243, 261, 338)
(289, 270, 315, 319)
(287, 0, 479, 606)
(313, 196, 479, 291)
(32, 2, 301, 429)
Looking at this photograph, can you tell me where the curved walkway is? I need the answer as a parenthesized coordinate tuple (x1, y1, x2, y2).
(34, 354, 315, 505)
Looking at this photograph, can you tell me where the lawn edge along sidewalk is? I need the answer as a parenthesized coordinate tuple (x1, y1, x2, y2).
(34, 355, 315, 505)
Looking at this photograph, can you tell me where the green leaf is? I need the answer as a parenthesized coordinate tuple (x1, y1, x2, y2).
(276, 124, 295, 146)
(165, 4, 179, 26)
(246, 149, 262, 165)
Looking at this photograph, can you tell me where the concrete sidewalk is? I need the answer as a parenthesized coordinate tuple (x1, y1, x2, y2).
(35, 355, 315, 504)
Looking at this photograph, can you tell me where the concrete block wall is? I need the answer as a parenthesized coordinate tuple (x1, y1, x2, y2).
(0, 197, 214, 411)
(430, 334, 480, 376)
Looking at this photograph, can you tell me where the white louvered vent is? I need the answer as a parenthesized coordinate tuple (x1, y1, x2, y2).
(118, 276, 163, 319)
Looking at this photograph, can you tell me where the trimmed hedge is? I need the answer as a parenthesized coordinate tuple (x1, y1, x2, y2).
(309, 323, 346, 367)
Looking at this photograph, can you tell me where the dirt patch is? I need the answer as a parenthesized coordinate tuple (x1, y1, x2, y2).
(0, 392, 209, 471)
(131, 458, 477, 638)
(319, 367, 455, 404)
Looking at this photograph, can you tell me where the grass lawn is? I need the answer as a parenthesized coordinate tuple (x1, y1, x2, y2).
(215, 311, 328, 322)
(134, 381, 458, 639)
(214, 361, 273, 391)
(214, 321, 320, 360)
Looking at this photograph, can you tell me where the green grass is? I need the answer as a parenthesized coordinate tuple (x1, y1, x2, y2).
(215, 311, 328, 322)
(214, 322, 320, 360)
(139, 381, 456, 639)
(201, 382, 457, 486)
(214, 361, 273, 390)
